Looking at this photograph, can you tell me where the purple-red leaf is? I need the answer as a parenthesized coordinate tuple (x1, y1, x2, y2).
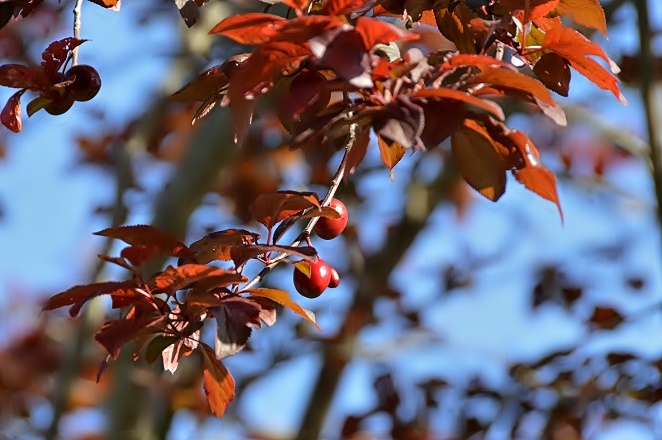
(244, 287, 320, 330)
(1, 90, 24, 133)
(94, 225, 197, 262)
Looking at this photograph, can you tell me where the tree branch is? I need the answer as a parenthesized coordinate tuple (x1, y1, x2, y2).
(72, 0, 83, 65)
(635, 0, 662, 232)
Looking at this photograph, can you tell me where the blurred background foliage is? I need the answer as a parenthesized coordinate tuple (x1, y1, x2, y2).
(1, 0, 662, 439)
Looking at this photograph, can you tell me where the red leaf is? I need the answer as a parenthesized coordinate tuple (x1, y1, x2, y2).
(209, 13, 284, 44)
(201, 343, 235, 418)
(413, 88, 505, 121)
(0, 64, 40, 89)
(151, 264, 243, 294)
(354, 17, 419, 50)
(41, 38, 86, 80)
(188, 229, 261, 264)
(120, 245, 161, 267)
(282, 0, 310, 11)
(244, 287, 320, 330)
(506, 131, 563, 220)
(94, 225, 197, 262)
(499, 0, 558, 20)
(273, 16, 341, 43)
(1, 90, 25, 133)
(542, 24, 625, 104)
(322, 0, 372, 16)
(43, 280, 137, 317)
(556, 0, 606, 35)
(252, 190, 321, 229)
(95, 314, 167, 360)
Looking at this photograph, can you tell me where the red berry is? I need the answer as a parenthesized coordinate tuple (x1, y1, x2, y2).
(328, 268, 340, 289)
(44, 93, 74, 115)
(65, 65, 101, 102)
(293, 259, 332, 299)
(315, 198, 348, 240)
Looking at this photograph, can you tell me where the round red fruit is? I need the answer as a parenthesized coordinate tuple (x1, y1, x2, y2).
(328, 267, 340, 289)
(65, 65, 101, 102)
(293, 259, 332, 299)
(315, 198, 348, 240)
(44, 93, 75, 115)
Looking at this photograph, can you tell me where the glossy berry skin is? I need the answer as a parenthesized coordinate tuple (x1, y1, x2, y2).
(44, 93, 75, 115)
(65, 65, 101, 102)
(315, 198, 348, 240)
(293, 259, 332, 299)
(328, 267, 340, 289)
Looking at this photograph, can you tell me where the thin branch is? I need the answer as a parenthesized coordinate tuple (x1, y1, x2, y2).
(72, 0, 83, 65)
(635, 0, 662, 232)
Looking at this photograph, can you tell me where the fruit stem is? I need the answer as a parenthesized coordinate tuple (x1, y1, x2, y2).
(72, 0, 83, 65)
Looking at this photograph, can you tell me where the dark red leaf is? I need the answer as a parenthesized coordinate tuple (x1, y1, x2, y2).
(310, 28, 372, 88)
(187, 229, 261, 264)
(151, 264, 243, 294)
(120, 245, 162, 267)
(43, 280, 137, 317)
(252, 190, 321, 229)
(533, 52, 571, 97)
(41, 38, 86, 80)
(211, 297, 262, 360)
(589, 306, 624, 330)
(200, 343, 235, 418)
(94, 225, 197, 261)
(1, 90, 25, 133)
(231, 244, 317, 268)
(95, 314, 167, 360)
(413, 88, 504, 121)
(451, 119, 508, 201)
(0, 64, 40, 89)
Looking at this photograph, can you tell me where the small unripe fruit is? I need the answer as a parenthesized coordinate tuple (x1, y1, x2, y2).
(315, 198, 348, 240)
(293, 259, 332, 299)
(65, 65, 101, 102)
(328, 268, 340, 289)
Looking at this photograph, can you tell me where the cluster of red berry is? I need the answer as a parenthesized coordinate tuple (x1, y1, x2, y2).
(44, 64, 101, 115)
(293, 198, 348, 299)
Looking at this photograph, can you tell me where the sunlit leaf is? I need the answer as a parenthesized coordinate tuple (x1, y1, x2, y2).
(321, 0, 372, 16)
(413, 88, 505, 120)
(200, 343, 235, 418)
(542, 24, 626, 104)
(244, 287, 320, 330)
(209, 13, 284, 44)
(1, 90, 24, 133)
(556, 0, 606, 35)
(354, 17, 418, 50)
(377, 134, 406, 171)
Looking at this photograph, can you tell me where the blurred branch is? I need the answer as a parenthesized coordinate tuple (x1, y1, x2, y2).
(560, 103, 651, 168)
(295, 164, 451, 440)
(44, 142, 132, 440)
(635, 0, 662, 230)
(105, 106, 236, 440)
